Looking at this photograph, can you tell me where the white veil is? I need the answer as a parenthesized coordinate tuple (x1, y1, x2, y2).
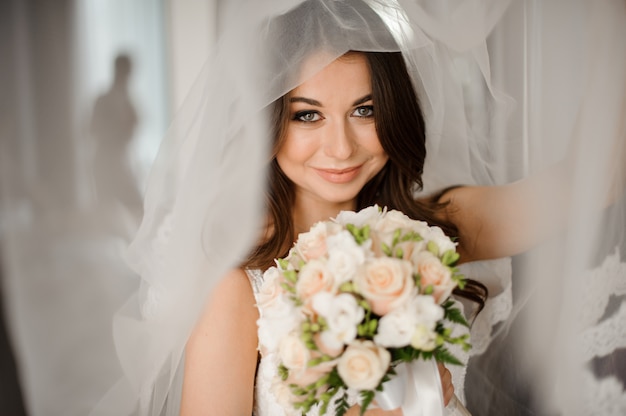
(91, 0, 626, 415)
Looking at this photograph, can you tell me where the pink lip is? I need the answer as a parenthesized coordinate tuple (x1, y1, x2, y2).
(314, 165, 363, 184)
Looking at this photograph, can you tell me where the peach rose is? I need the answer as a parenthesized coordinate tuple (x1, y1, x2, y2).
(412, 251, 456, 303)
(337, 340, 390, 390)
(354, 257, 414, 315)
(295, 259, 335, 307)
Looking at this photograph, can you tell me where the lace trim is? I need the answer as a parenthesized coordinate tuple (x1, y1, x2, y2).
(579, 247, 626, 360)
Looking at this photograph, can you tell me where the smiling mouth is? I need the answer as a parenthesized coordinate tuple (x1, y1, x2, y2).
(314, 165, 363, 184)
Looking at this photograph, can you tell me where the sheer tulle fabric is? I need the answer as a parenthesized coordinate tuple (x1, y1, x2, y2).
(92, 0, 626, 415)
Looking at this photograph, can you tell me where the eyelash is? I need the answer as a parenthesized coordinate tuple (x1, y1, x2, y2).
(293, 110, 321, 123)
(292, 105, 374, 123)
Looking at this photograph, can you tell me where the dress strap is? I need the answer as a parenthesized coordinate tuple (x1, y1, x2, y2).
(245, 269, 264, 297)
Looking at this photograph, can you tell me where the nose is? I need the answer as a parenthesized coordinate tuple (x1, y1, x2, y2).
(323, 120, 356, 160)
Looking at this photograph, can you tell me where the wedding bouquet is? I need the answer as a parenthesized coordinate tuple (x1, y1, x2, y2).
(256, 205, 470, 415)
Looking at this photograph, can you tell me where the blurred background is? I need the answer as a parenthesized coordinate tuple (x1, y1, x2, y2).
(1, 0, 624, 415)
(0, 1, 218, 414)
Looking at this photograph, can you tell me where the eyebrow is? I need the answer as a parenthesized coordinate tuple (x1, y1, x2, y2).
(289, 94, 372, 107)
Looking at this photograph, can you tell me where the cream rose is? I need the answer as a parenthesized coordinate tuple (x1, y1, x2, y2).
(412, 251, 456, 303)
(278, 332, 310, 373)
(337, 340, 390, 390)
(269, 380, 299, 415)
(296, 221, 341, 261)
(258, 267, 286, 310)
(375, 210, 415, 234)
(354, 257, 414, 315)
(295, 259, 335, 305)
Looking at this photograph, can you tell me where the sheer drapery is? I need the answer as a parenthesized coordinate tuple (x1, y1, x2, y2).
(0, 1, 624, 415)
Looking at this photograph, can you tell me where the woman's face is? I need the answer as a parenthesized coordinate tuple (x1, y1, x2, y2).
(276, 53, 388, 209)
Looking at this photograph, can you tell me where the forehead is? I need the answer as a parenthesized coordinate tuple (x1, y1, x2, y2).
(290, 51, 371, 96)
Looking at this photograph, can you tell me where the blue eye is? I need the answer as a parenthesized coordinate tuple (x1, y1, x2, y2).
(293, 111, 322, 122)
(353, 105, 374, 118)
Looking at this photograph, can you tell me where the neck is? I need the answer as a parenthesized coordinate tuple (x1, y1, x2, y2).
(292, 196, 356, 236)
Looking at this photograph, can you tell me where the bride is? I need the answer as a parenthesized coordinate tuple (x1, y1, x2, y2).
(92, 0, 626, 415)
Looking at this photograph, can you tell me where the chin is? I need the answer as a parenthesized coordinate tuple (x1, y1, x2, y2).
(316, 188, 362, 207)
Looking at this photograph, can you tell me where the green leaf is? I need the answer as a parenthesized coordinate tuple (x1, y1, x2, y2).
(283, 269, 298, 283)
(280, 282, 295, 294)
(445, 306, 469, 327)
(361, 224, 371, 241)
(422, 284, 434, 295)
(441, 249, 460, 266)
(426, 241, 439, 256)
(339, 281, 356, 293)
(334, 392, 350, 416)
(368, 319, 378, 333)
(277, 258, 289, 270)
(434, 348, 463, 366)
(359, 390, 376, 416)
(392, 228, 402, 246)
(381, 242, 392, 256)
(278, 364, 289, 381)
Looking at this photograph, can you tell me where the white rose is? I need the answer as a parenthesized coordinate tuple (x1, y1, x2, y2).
(257, 297, 301, 352)
(295, 259, 335, 307)
(424, 226, 457, 256)
(337, 340, 390, 390)
(374, 300, 417, 348)
(312, 292, 364, 350)
(354, 257, 414, 316)
(326, 230, 368, 286)
(334, 205, 383, 228)
(411, 294, 444, 327)
(412, 251, 456, 303)
(410, 324, 438, 351)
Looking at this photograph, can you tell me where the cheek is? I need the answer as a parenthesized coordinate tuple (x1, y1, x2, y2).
(276, 129, 317, 168)
(358, 126, 387, 160)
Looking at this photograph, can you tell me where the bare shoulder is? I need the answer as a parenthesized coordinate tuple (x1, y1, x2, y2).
(181, 268, 259, 415)
(188, 267, 258, 342)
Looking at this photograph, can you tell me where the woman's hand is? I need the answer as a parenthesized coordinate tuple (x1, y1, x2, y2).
(438, 362, 454, 407)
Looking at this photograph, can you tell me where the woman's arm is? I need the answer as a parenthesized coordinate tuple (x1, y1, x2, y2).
(180, 268, 259, 416)
(440, 161, 573, 263)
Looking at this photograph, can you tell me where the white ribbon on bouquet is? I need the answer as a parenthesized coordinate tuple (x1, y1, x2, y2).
(375, 359, 471, 416)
